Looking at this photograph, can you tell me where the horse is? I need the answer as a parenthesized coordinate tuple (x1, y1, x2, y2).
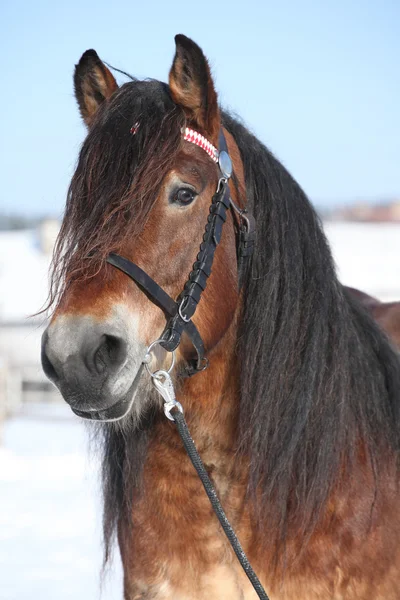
(41, 35, 400, 599)
(346, 287, 400, 348)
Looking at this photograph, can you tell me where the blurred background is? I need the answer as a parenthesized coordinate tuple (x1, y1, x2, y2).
(0, 0, 399, 598)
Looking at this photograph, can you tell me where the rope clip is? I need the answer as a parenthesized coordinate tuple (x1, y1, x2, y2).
(151, 370, 184, 421)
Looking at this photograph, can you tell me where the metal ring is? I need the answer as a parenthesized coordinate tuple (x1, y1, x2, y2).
(143, 339, 176, 378)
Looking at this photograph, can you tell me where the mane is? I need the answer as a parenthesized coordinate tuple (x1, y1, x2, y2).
(47, 79, 184, 310)
(222, 112, 400, 547)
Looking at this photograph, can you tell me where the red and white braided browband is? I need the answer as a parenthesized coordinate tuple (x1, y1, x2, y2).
(130, 122, 219, 163)
(183, 127, 219, 163)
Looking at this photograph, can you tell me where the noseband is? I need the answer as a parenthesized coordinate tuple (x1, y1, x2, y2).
(107, 128, 255, 375)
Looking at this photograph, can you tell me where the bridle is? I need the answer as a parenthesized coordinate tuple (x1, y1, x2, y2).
(104, 126, 268, 599)
(106, 127, 255, 376)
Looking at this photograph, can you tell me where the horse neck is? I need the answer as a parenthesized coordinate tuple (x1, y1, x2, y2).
(176, 315, 240, 455)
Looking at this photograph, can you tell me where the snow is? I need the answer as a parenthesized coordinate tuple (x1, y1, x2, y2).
(325, 222, 400, 301)
(0, 222, 399, 599)
(0, 230, 51, 323)
(0, 405, 122, 600)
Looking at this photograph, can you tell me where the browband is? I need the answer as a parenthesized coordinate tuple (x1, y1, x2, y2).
(183, 127, 219, 163)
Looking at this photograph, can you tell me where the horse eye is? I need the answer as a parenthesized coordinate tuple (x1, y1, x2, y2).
(172, 187, 197, 206)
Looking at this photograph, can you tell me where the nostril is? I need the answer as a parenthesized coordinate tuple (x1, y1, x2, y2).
(93, 334, 127, 374)
(41, 344, 59, 384)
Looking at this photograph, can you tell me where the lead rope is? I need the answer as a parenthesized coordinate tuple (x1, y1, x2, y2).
(149, 368, 270, 600)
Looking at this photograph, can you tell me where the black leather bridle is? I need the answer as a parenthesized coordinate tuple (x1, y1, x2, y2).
(106, 130, 255, 376)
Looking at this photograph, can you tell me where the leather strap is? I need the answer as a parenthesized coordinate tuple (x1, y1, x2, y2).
(218, 129, 229, 154)
(162, 179, 230, 352)
(107, 254, 206, 375)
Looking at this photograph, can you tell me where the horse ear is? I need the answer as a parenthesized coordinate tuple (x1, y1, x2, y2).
(74, 50, 118, 127)
(169, 34, 220, 141)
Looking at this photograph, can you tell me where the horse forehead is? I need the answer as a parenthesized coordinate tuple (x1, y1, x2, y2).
(105, 79, 173, 123)
(172, 143, 220, 181)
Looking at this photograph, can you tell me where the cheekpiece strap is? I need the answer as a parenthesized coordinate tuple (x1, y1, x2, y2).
(161, 131, 233, 363)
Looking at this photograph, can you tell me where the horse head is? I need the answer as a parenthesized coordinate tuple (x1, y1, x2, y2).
(41, 36, 242, 422)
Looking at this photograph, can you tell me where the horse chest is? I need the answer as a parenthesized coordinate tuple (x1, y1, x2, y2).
(122, 507, 255, 600)
(121, 436, 254, 599)
(126, 566, 253, 600)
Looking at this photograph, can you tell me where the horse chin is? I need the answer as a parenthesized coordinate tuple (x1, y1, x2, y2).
(71, 363, 147, 423)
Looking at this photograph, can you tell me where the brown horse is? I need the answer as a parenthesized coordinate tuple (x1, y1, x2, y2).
(346, 287, 400, 348)
(42, 36, 400, 599)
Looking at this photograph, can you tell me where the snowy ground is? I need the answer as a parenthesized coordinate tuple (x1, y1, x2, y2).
(324, 222, 400, 301)
(0, 404, 123, 600)
(0, 222, 399, 599)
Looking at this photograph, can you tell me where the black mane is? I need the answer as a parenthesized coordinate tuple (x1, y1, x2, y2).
(98, 105, 400, 562)
(223, 112, 400, 543)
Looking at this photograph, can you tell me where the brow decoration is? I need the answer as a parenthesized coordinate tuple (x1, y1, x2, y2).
(182, 127, 219, 163)
(129, 122, 219, 163)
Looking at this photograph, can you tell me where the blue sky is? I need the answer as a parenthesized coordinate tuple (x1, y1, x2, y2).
(1, 0, 399, 216)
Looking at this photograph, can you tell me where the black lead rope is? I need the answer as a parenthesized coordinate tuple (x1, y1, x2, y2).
(171, 407, 269, 600)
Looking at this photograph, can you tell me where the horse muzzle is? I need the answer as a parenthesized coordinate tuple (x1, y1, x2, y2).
(41, 311, 147, 421)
